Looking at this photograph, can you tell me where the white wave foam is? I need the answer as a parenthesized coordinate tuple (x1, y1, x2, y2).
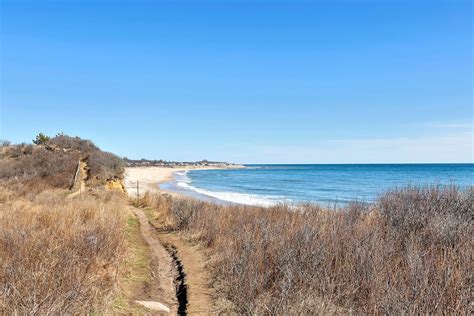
(172, 169, 289, 206)
(175, 181, 286, 207)
(174, 170, 191, 183)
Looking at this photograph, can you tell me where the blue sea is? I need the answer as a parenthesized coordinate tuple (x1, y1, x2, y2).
(161, 164, 473, 206)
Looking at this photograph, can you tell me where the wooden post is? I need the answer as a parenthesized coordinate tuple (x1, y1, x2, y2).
(137, 180, 139, 205)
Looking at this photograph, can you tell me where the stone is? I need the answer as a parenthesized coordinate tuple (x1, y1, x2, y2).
(135, 300, 170, 313)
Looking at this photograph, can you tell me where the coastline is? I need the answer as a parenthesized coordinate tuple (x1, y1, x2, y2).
(124, 164, 474, 206)
(124, 165, 290, 207)
(124, 165, 243, 198)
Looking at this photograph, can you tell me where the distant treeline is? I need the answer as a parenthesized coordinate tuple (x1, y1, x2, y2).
(124, 157, 239, 168)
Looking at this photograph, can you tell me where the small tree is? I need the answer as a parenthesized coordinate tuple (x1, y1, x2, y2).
(0, 139, 11, 146)
(33, 133, 50, 145)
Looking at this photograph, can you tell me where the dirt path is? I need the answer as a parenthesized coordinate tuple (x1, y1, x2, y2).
(142, 207, 216, 315)
(156, 230, 215, 315)
(66, 160, 88, 199)
(131, 206, 216, 314)
(65, 161, 215, 313)
(129, 206, 177, 314)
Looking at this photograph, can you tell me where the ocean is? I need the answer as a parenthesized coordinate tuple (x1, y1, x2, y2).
(160, 164, 473, 206)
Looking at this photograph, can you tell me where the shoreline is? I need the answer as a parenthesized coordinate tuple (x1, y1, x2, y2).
(124, 165, 242, 198)
(124, 165, 288, 207)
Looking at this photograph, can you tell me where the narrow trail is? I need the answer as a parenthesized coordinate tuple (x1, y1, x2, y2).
(131, 205, 216, 314)
(66, 159, 88, 199)
(64, 159, 215, 313)
(129, 206, 177, 314)
(123, 166, 215, 314)
(156, 230, 215, 315)
(144, 209, 217, 315)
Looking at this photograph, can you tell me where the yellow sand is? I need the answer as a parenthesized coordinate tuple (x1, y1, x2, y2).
(124, 166, 240, 197)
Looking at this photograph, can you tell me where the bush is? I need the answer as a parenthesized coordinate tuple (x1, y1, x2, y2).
(32, 133, 50, 145)
(48, 134, 124, 185)
(0, 146, 79, 190)
(0, 134, 124, 191)
(378, 186, 472, 233)
(88, 151, 125, 184)
(144, 186, 472, 314)
(3, 143, 34, 158)
(0, 140, 11, 147)
(48, 135, 99, 152)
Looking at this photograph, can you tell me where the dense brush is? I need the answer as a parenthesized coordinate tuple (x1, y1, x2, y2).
(143, 186, 473, 314)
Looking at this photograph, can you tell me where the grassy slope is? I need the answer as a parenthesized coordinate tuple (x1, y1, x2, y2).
(0, 136, 151, 314)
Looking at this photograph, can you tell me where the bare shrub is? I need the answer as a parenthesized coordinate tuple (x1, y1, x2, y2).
(378, 185, 471, 234)
(0, 147, 79, 191)
(0, 191, 127, 314)
(144, 186, 472, 314)
(88, 151, 124, 185)
(0, 135, 124, 191)
(0, 140, 11, 147)
(3, 143, 34, 158)
(169, 198, 207, 230)
(48, 134, 99, 152)
(47, 135, 124, 186)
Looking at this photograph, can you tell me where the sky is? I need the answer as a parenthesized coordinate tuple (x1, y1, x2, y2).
(0, 0, 472, 163)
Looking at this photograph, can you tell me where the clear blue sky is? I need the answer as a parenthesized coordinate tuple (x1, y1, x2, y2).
(1, 0, 472, 163)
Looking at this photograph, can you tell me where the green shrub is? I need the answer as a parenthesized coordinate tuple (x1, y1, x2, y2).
(32, 133, 50, 145)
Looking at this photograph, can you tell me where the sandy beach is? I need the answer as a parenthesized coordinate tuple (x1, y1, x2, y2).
(124, 166, 241, 197)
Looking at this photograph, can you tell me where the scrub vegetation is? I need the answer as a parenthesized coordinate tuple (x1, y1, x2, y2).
(0, 135, 128, 314)
(142, 186, 472, 314)
(1, 134, 471, 314)
(0, 134, 124, 194)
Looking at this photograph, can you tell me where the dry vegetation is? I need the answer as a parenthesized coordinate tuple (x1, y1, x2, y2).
(0, 188, 127, 314)
(143, 186, 473, 314)
(0, 142, 78, 194)
(0, 135, 129, 314)
(0, 134, 124, 194)
(1, 135, 471, 314)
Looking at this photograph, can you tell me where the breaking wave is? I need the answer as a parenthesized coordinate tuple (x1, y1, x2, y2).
(174, 170, 287, 207)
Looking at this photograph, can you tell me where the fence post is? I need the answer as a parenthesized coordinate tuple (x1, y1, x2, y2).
(137, 180, 139, 205)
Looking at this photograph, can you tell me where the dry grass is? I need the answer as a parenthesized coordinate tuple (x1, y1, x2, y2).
(0, 135, 132, 314)
(0, 135, 124, 193)
(143, 186, 473, 314)
(0, 189, 127, 314)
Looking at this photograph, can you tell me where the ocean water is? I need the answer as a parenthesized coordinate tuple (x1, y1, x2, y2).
(160, 164, 473, 206)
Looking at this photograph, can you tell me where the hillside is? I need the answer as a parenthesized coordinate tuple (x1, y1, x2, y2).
(0, 134, 124, 194)
(0, 135, 132, 314)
